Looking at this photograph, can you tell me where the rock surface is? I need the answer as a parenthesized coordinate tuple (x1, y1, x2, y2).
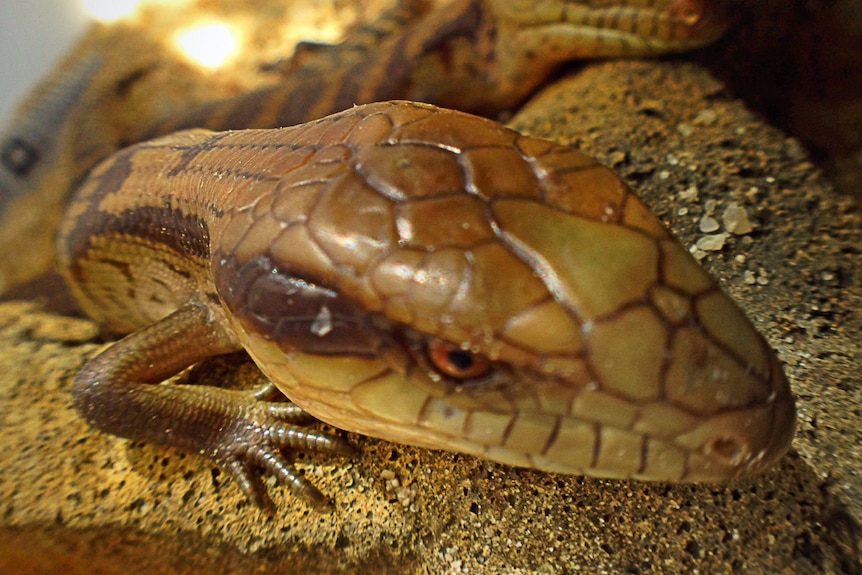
(698, 0, 862, 203)
(1, 58, 860, 574)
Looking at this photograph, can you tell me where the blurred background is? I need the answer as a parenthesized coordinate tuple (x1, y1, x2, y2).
(0, 1, 95, 120)
(1, 0, 860, 201)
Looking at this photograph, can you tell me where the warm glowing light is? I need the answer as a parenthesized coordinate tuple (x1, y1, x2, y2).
(173, 22, 240, 70)
(81, 0, 143, 22)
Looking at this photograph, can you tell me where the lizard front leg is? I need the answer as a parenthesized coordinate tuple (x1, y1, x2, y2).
(73, 295, 353, 510)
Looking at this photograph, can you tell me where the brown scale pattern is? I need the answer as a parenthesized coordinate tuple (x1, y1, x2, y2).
(60, 102, 794, 492)
(0, 0, 732, 301)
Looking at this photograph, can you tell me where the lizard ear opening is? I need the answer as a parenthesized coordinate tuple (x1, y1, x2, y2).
(215, 254, 385, 357)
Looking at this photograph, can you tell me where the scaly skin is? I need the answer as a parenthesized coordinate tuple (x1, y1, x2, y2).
(0, 0, 727, 292)
(58, 102, 795, 508)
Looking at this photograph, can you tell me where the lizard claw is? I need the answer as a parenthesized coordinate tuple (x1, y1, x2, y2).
(224, 446, 329, 511)
(210, 391, 354, 509)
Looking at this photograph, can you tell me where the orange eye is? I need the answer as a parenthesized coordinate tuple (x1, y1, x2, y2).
(427, 339, 492, 380)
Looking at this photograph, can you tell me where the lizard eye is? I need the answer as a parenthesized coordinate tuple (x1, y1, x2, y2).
(427, 339, 492, 380)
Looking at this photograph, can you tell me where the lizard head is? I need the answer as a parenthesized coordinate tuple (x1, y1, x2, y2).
(214, 102, 795, 483)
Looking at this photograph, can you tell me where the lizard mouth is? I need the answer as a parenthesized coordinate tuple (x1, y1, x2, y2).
(552, 0, 731, 51)
(666, 0, 730, 43)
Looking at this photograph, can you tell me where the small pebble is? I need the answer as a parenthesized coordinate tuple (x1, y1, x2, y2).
(696, 232, 729, 252)
(693, 109, 718, 126)
(677, 123, 694, 137)
(608, 150, 627, 166)
(704, 199, 717, 215)
(699, 215, 720, 233)
(723, 202, 755, 235)
(679, 185, 699, 202)
(745, 187, 761, 202)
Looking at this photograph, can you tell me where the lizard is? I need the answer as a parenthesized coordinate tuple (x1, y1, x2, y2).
(57, 99, 795, 508)
(15, 0, 798, 510)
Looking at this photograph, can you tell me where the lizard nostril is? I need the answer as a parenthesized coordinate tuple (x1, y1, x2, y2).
(705, 435, 748, 466)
